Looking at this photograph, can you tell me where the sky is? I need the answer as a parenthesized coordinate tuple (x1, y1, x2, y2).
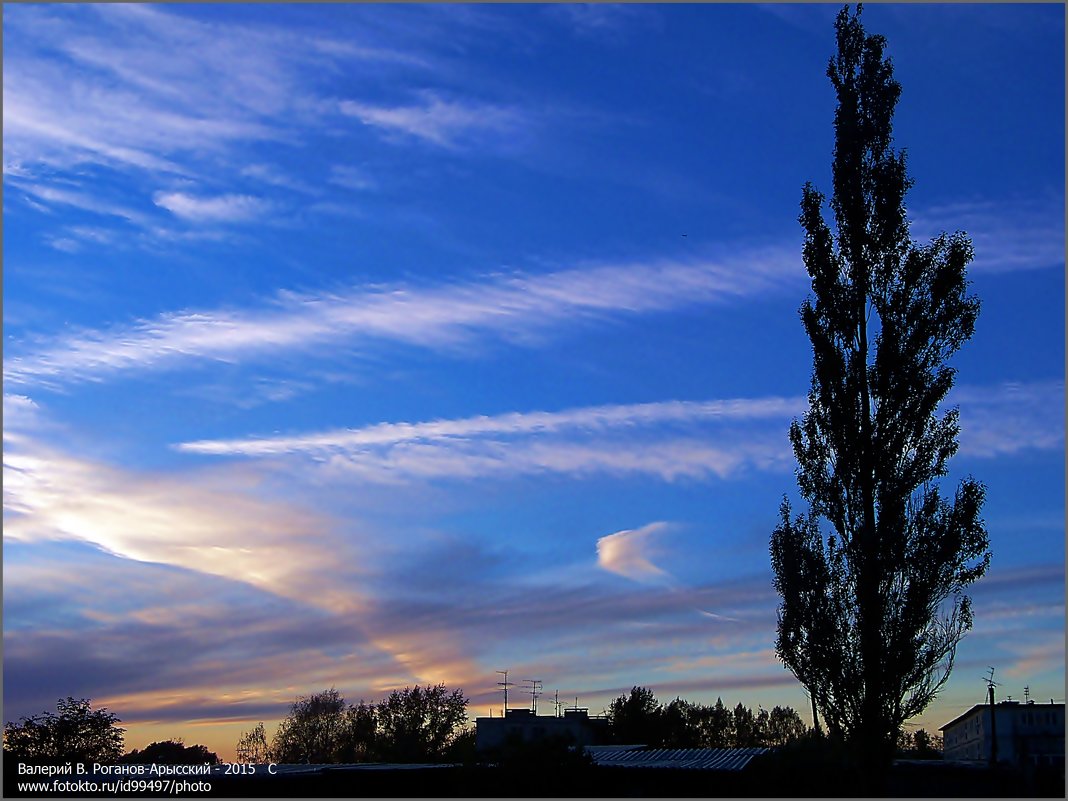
(3, 4, 1064, 761)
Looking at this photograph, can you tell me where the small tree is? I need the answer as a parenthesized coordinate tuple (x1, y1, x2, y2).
(3, 697, 125, 765)
(271, 688, 351, 764)
(766, 706, 809, 747)
(770, 4, 991, 785)
(606, 686, 662, 745)
(731, 703, 758, 748)
(235, 722, 271, 764)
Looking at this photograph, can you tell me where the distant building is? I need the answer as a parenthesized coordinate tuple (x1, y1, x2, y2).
(475, 708, 609, 752)
(940, 700, 1064, 768)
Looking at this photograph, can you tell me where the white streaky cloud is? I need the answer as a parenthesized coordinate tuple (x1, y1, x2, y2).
(153, 191, 272, 223)
(548, 4, 655, 41)
(174, 379, 1063, 486)
(240, 163, 317, 194)
(177, 395, 805, 457)
(951, 379, 1065, 458)
(2, 439, 357, 613)
(316, 437, 788, 484)
(911, 197, 1064, 273)
(329, 164, 377, 191)
(4, 251, 800, 387)
(339, 92, 523, 148)
(7, 179, 152, 225)
(597, 522, 671, 582)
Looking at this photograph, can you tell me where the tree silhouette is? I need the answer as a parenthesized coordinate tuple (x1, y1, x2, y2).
(271, 688, 351, 764)
(770, 4, 991, 786)
(235, 685, 467, 764)
(3, 697, 125, 765)
(606, 686, 662, 745)
(605, 688, 808, 749)
(121, 739, 219, 765)
(235, 722, 270, 764)
(374, 684, 468, 763)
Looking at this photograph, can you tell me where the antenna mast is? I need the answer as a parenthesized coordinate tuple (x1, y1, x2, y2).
(496, 670, 514, 716)
(524, 679, 542, 714)
(984, 667, 1001, 767)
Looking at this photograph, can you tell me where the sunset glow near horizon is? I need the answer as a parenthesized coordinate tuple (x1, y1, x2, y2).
(3, 4, 1064, 761)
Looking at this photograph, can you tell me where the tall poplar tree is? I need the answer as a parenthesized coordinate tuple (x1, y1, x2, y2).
(769, 4, 991, 781)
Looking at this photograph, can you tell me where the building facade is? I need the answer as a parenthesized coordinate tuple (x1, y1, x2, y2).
(940, 701, 1064, 768)
(475, 708, 609, 752)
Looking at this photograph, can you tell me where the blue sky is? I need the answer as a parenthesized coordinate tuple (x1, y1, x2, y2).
(3, 4, 1064, 758)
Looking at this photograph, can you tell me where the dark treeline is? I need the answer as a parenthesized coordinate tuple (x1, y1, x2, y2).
(120, 739, 220, 765)
(606, 686, 809, 748)
(236, 684, 470, 764)
(2, 689, 943, 772)
(2, 697, 219, 766)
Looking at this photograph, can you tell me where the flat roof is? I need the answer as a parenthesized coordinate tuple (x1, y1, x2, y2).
(939, 701, 1064, 731)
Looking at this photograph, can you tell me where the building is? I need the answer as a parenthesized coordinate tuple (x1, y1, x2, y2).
(940, 700, 1064, 768)
(475, 707, 609, 751)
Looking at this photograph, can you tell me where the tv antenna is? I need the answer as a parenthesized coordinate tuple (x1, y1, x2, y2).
(554, 690, 563, 718)
(523, 679, 542, 714)
(983, 667, 1001, 766)
(983, 667, 1000, 690)
(496, 670, 514, 715)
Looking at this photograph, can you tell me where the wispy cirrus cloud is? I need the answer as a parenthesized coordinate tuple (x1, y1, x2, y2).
(339, 92, 525, 149)
(175, 394, 800, 484)
(2, 3, 440, 254)
(954, 379, 1065, 458)
(153, 191, 272, 223)
(4, 249, 799, 388)
(6, 178, 152, 225)
(172, 379, 1063, 485)
(178, 395, 805, 457)
(912, 196, 1064, 273)
(546, 4, 660, 43)
(2, 5, 417, 174)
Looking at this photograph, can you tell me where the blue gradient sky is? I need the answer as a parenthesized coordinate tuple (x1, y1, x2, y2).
(3, 4, 1064, 759)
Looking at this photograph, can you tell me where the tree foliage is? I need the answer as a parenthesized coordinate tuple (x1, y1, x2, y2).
(235, 722, 271, 764)
(375, 684, 468, 763)
(270, 688, 352, 764)
(770, 3, 990, 776)
(606, 687, 809, 748)
(236, 684, 468, 764)
(606, 686, 662, 745)
(121, 739, 219, 765)
(3, 697, 125, 765)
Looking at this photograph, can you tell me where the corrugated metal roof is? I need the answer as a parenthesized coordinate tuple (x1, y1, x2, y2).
(588, 747, 768, 771)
